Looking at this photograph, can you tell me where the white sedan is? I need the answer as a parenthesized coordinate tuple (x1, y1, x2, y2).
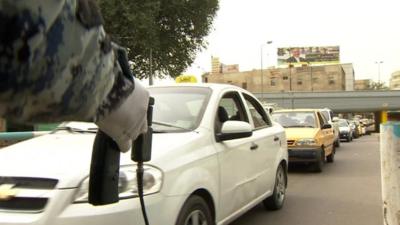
(0, 84, 288, 225)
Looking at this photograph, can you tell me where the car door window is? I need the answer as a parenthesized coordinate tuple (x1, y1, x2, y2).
(242, 93, 271, 129)
(317, 112, 325, 128)
(215, 91, 248, 133)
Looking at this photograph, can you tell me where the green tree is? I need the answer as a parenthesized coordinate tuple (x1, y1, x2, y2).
(98, 0, 219, 79)
(366, 81, 389, 90)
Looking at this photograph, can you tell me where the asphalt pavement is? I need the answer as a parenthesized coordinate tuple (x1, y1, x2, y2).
(230, 134, 383, 225)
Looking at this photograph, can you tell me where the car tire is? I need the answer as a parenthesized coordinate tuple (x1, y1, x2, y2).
(264, 164, 287, 210)
(326, 147, 335, 163)
(347, 136, 351, 142)
(313, 149, 324, 172)
(335, 138, 340, 148)
(175, 195, 214, 225)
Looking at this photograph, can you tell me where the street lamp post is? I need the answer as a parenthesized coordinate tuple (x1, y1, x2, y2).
(375, 61, 384, 84)
(260, 41, 273, 101)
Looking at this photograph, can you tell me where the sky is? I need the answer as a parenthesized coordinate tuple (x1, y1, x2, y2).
(175, 0, 400, 86)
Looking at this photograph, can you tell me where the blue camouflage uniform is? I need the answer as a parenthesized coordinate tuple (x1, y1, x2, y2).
(0, 0, 149, 152)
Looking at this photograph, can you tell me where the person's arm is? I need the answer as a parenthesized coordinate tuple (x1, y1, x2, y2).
(0, 0, 148, 152)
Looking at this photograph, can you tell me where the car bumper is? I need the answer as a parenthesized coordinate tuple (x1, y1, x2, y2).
(339, 132, 350, 139)
(288, 147, 321, 163)
(0, 189, 184, 225)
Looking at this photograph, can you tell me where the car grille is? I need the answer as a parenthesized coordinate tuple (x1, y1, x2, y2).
(0, 177, 58, 213)
(287, 140, 295, 146)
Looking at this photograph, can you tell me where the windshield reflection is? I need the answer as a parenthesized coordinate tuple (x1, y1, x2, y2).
(148, 87, 211, 133)
(272, 112, 317, 128)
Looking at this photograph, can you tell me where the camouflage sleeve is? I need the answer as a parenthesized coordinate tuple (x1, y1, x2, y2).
(0, 0, 149, 152)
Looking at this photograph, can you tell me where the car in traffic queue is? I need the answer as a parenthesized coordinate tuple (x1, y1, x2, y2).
(348, 120, 361, 138)
(338, 119, 354, 142)
(0, 84, 288, 225)
(272, 109, 335, 172)
(320, 108, 341, 148)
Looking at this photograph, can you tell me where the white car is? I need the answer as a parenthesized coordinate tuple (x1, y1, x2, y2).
(0, 84, 288, 225)
(320, 108, 341, 148)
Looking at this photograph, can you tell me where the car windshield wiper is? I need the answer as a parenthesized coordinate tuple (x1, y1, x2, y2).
(152, 121, 192, 132)
(52, 126, 98, 133)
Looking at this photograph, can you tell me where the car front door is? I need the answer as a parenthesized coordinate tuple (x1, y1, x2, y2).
(213, 90, 258, 220)
(241, 93, 281, 198)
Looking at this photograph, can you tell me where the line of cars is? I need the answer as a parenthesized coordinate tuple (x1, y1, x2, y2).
(269, 107, 375, 172)
(336, 117, 374, 142)
(0, 83, 376, 225)
(0, 84, 288, 225)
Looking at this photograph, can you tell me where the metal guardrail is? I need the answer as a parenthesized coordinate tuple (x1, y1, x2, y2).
(381, 121, 400, 225)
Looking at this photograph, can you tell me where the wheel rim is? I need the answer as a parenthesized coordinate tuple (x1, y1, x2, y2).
(184, 209, 208, 225)
(275, 167, 286, 203)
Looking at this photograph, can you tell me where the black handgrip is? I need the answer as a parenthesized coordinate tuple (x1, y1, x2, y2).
(89, 130, 120, 205)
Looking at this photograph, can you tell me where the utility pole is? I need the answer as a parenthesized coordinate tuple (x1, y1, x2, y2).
(260, 41, 273, 102)
(149, 49, 153, 86)
(375, 61, 383, 85)
(289, 64, 294, 109)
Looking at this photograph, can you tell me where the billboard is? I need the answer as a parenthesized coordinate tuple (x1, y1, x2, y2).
(221, 64, 239, 73)
(277, 46, 340, 66)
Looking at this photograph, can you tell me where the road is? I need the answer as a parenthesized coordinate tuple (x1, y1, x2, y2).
(230, 134, 383, 225)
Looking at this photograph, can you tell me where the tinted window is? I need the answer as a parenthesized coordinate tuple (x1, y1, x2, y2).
(215, 91, 248, 133)
(243, 93, 270, 129)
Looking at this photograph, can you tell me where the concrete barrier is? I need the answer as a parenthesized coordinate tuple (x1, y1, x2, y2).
(381, 122, 400, 225)
(0, 131, 51, 148)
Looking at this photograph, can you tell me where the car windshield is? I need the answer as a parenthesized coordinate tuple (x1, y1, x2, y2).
(272, 111, 317, 128)
(148, 86, 211, 133)
(338, 120, 348, 127)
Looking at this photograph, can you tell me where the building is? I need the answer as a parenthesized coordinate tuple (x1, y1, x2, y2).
(390, 71, 400, 90)
(354, 79, 372, 90)
(211, 56, 239, 74)
(203, 57, 354, 93)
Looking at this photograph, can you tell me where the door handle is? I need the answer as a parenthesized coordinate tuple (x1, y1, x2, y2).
(274, 136, 280, 142)
(250, 143, 258, 150)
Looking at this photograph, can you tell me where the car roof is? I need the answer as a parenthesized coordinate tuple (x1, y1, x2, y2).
(273, 108, 320, 113)
(147, 83, 255, 96)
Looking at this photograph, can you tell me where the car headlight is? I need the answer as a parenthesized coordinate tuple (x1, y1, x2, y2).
(296, 138, 317, 146)
(74, 165, 163, 203)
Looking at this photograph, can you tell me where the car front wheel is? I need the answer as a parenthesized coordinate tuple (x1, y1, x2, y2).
(176, 195, 214, 225)
(313, 149, 324, 172)
(263, 164, 287, 210)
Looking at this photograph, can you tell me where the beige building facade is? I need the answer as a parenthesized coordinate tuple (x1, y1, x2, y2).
(390, 71, 400, 90)
(354, 79, 372, 90)
(203, 58, 354, 93)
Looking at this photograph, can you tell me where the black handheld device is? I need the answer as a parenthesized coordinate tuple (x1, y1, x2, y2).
(88, 130, 120, 205)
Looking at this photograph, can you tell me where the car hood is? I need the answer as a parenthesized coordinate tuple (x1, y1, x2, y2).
(339, 127, 350, 132)
(284, 128, 319, 139)
(0, 131, 201, 188)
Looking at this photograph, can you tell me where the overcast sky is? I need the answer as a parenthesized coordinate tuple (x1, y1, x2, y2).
(179, 0, 400, 85)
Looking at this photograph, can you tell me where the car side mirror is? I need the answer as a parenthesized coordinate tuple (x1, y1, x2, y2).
(332, 117, 339, 122)
(216, 121, 252, 142)
(322, 124, 332, 129)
